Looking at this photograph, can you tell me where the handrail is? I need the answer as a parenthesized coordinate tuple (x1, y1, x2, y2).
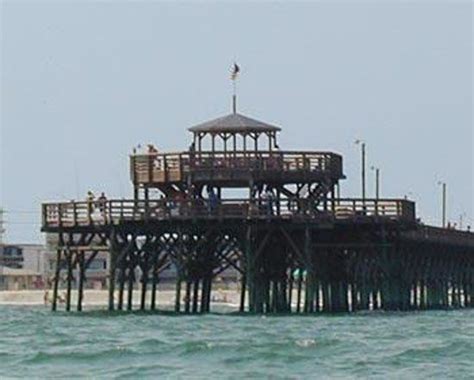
(130, 150, 344, 183)
(42, 197, 416, 228)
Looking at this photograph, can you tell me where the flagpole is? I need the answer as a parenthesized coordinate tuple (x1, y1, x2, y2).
(231, 62, 239, 114)
(232, 78, 237, 114)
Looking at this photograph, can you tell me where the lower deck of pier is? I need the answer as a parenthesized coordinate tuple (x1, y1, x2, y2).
(48, 220, 474, 313)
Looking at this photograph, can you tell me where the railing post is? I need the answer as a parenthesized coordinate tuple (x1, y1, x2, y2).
(163, 155, 168, 182)
(73, 202, 78, 226)
(87, 201, 92, 225)
(58, 204, 63, 228)
(130, 155, 137, 183)
(148, 154, 153, 183)
(42, 205, 47, 228)
(105, 200, 109, 224)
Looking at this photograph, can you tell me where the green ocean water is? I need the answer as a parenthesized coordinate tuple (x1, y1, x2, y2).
(0, 306, 473, 379)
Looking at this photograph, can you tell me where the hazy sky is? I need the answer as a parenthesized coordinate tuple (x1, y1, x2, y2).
(1, 1, 472, 243)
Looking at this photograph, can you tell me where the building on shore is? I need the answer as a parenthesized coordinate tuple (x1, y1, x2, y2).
(0, 266, 43, 290)
(0, 243, 47, 290)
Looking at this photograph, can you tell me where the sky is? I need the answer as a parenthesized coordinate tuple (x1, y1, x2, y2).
(0, 1, 472, 243)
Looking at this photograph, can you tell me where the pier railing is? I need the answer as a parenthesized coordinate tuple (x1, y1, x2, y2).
(130, 150, 344, 184)
(403, 225, 474, 248)
(42, 198, 415, 229)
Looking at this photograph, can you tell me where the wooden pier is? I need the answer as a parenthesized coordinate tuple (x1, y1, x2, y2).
(41, 111, 474, 313)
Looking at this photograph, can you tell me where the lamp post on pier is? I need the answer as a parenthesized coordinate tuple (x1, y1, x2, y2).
(355, 140, 366, 202)
(370, 166, 380, 200)
(437, 181, 447, 228)
(459, 212, 467, 230)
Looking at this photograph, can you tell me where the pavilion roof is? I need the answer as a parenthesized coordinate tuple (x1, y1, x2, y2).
(188, 112, 281, 134)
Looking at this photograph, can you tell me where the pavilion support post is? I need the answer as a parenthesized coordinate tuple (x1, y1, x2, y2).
(77, 251, 85, 312)
(52, 248, 62, 312)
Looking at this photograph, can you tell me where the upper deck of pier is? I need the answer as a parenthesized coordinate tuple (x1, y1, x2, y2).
(130, 112, 344, 188)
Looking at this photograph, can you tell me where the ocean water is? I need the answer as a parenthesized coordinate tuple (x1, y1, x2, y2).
(0, 306, 473, 379)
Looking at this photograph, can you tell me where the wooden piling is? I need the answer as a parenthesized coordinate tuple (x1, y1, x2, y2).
(77, 251, 85, 312)
(65, 250, 73, 312)
(52, 248, 62, 312)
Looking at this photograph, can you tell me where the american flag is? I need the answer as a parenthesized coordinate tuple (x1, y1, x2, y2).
(231, 63, 240, 80)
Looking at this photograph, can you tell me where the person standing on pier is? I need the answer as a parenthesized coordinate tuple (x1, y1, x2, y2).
(207, 186, 218, 215)
(86, 191, 95, 219)
(98, 192, 107, 222)
(265, 186, 274, 216)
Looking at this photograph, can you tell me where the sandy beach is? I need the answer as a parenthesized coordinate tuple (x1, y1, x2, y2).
(0, 289, 241, 309)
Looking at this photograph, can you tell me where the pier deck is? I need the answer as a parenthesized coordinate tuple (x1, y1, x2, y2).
(42, 198, 415, 230)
